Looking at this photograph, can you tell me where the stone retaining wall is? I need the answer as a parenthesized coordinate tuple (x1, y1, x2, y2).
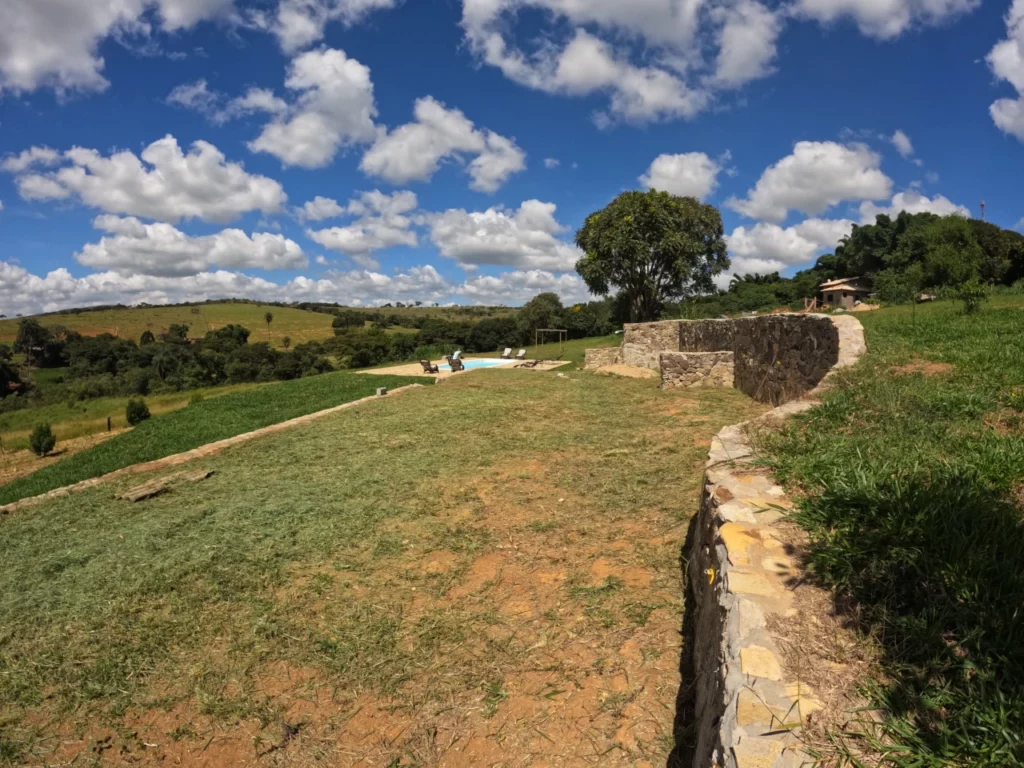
(684, 315, 866, 768)
(659, 351, 734, 389)
(583, 347, 620, 369)
(589, 314, 844, 405)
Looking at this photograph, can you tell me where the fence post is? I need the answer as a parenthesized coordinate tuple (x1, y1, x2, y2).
(107, 416, 112, 432)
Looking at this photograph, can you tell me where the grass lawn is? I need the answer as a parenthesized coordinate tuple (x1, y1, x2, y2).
(0, 368, 765, 766)
(0, 303, 336, 349)
(0, 371, 420, 507)
(761, 295, 1024, 766)
(0, 381, 265, 451)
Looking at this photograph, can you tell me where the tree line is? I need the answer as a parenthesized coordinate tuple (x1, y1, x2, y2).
(571, 190, 1024, 320)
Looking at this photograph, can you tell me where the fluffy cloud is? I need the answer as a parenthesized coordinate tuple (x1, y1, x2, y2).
(248, 48, 378, 168)
(457, 269, 591, 305)
(167, 79, 291, 124)
(988, 0, 1024, 141)
(0, 0, 233, 94)
(544, 158, 560, 169)
(265, 0, 400, 52)
(360, 97, 526, 192)
(710, 0, 782, 88)
(858, 190, 969, 222)
(427, 200, 581, 271)
(792, 0, 978, 39)
(307, 190, 418, 268)
(76, 215, 307, 276)
(1, 146, 62, 174)
(639, 152, 722, 199)
(723, 216, 853, 286)
(299, 196, 346, 221)
(8, 135, 286, 223)
(727, 141, 892, 222)
(459, 0, 787, 124)
(890, 129, 914, 158)
(0, 261, 454, 318)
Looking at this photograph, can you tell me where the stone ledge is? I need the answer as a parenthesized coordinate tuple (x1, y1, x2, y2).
(684, 314, 866, 768)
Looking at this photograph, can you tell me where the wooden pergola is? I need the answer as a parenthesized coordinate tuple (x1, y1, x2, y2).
(534, 328, 567, 356)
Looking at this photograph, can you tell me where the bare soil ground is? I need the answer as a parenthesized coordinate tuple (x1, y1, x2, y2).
(0, 370, 767, 766)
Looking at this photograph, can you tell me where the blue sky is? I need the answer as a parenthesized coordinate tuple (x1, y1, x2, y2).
(2, 0, 1024, 315)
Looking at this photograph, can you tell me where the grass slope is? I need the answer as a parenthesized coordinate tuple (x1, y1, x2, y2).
(0, 303, 335, 349)
(762, 296, 1024, 766)
(0, 371, 419, 506)
(0, 369, 765, 765)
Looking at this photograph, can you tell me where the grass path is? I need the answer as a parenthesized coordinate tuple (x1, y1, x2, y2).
(0, 371, 419, 506)
(0, 369, 765, 766)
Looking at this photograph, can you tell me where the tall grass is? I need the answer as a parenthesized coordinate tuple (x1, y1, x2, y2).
(762, 299, 1024, 766)
(0, 371, 420, 506)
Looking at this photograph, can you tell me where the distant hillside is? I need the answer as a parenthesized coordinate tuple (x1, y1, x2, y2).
(0, 301, 519, 348)
(0, 303, 335, 349)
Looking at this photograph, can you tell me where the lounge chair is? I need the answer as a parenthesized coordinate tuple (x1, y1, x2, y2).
(500, 348, 512, 359)
(452, 350, 462, 360)
(446, 355, 465, 372)
(420, 360, 439, 373)
(514, 349, 527, 361)
(517, 355, 562, 369)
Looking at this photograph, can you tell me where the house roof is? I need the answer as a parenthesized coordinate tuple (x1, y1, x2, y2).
(819, 276, 871, 291)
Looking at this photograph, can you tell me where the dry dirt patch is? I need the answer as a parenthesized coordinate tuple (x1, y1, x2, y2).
(596, 364, 659, 379)
(894, 359, 954, 376)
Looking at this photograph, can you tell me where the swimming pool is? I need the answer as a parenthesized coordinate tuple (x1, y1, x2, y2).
(439, 358, 515, 371)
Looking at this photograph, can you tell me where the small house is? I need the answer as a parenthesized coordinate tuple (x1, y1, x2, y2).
(818, 277, 872, 310)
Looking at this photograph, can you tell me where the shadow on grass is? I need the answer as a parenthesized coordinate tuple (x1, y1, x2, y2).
(666, 513, 700, 768)
(791, 469, 1024, 766)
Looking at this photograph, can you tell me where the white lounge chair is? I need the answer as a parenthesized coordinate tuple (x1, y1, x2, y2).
(500, 348, 512, 359)
(514, 349, 526, 361)
(452, 350, 462, 360)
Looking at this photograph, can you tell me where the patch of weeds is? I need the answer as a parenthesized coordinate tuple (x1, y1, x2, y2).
(624, 602, 659, 627)
(169, 723, 198, 741)
(528, 520, 560, 533)
(480, 678, 509, 718)
(601, 692, 630, 716)
(568, 575, 624, 602)
(308, 573, 334, 596)
(373, 533, 406, 558)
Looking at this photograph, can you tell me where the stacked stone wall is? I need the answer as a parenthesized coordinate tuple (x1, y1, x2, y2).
(621, 320, 681, 358)
(660, 351, 734, 389)
(685, 314, 866, 768)
(583, 347, 621, 369)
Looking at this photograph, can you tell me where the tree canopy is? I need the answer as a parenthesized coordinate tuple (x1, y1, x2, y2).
(574, 190, 729, 322)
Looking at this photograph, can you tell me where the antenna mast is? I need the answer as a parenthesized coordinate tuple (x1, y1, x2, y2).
(980, 200, 986, 221)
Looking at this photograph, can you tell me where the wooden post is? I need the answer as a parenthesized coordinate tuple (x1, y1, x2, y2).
(107, 416, 112, 432)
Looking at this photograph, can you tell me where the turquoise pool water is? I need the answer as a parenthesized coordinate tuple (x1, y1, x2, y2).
(439, 358, 515, 371)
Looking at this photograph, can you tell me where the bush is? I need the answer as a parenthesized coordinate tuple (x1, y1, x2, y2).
(29, 424, 56, 457)
(956, 279, 989, 314)
(126, 398, 151, 426)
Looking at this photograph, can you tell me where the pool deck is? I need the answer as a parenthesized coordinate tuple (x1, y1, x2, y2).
(359, 358, 571, 377)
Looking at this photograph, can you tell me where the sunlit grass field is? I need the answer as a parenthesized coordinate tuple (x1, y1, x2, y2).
(762, 295, 1024, 766)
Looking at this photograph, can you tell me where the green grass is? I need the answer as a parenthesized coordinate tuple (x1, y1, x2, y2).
(761, 296, 1024, 766)
(0, 302, 336, 349)
(0, 371, 420, 506)
(0, 367, 765, 764)
(0, 381, 265, 451)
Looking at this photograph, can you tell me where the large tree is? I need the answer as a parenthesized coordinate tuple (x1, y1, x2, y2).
(574, 190, 729, 322)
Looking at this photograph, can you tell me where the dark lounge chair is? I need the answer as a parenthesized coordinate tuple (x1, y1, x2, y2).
(446, 355, 465, 372)
(516, 355, 562, 369)
(420, 360, 439, 373)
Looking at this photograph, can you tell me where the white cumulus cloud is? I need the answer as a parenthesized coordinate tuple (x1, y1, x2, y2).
(858, 190, 969, 222)
(427, 200, 581, 271)
(640, 152, 722, 199)
(792, 0, 979, 39)
(298, 196, 346, 221)
(710, 0, 782, 88)
(307, 190, 418, 269)
(77, 215, 307, 276)
(8, 135, 286, 223)
(248, 48, 378, 168)
(1, 146, 62, 174)
(361, 96, 526, 192)
(0, 0, 234, 94)
(723, 216, 854, 286)
(988, 0, 1024, 142)
(264, 0, 400, 53)
(457, 269, 591, 305)
(890, 129, 914, 158)
(726, 141, 892, 222)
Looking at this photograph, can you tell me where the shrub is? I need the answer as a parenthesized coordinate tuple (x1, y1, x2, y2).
(29, 424, 56, 457)
(126, 398, 151, 426)
(956, 279, 989, 314)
